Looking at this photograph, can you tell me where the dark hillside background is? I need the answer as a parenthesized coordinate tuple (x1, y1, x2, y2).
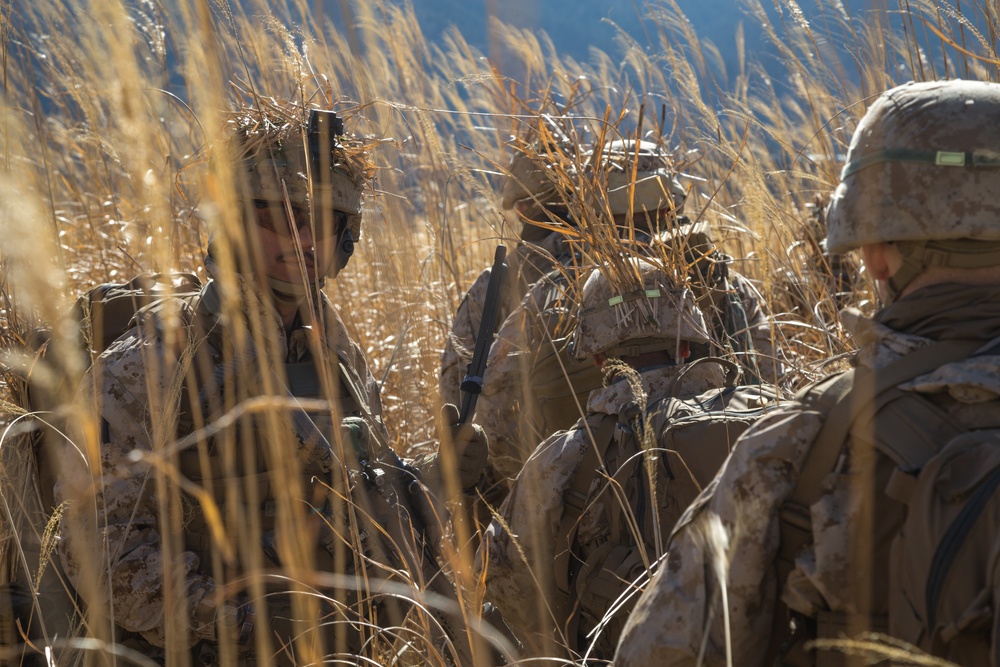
(325, 0, 768, 82)
(334, 0, 994, 90)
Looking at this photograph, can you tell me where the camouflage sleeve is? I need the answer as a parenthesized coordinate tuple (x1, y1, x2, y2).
(479, 421, 595, 656)
(440, 269, 491, 407)
(614, 408, 823, 667)
(55, 331, 216, 649)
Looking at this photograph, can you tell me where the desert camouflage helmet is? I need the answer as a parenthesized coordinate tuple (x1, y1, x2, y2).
(826, 80, 1000, 297)
(500, 143, 575, 211)
(571, 257, 710, 360)
(589, 140, 687, 216)
(232, 109, 365, 248)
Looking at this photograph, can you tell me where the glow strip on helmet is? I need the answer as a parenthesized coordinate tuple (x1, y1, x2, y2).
(841, 148, 1000, 179)
(607, 289, 662, 307)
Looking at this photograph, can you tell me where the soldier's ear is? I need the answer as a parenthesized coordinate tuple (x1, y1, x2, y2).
(593, 352, 607, 367)
(861, 242, 893, 282)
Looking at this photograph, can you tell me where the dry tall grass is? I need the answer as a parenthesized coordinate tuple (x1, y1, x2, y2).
(0, 0, 997, 664)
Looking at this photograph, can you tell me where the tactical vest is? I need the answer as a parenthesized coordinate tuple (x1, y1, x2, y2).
(520, 270, 606, 453)
(138, 287, 387, 662)
(772, 339, 1000, 667)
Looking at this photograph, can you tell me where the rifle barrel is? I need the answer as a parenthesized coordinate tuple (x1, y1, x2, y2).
(459, 244, 508, 424)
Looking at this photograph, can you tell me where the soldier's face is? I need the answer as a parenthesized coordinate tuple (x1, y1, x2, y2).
(252, 202, 338, 285)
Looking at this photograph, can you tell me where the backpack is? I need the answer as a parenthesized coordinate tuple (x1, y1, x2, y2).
(1, 271, 202, 665)
(518, 269, 606, 455)
(555, 365, 786, 660)
(775, 338, 1000, 667)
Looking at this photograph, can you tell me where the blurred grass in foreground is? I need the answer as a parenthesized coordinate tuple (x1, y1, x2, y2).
(0, 0, 997, 664)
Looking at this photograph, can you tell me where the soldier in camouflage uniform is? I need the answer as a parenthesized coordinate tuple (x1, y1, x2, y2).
(53, 105, 487, 664)
(474, 141, 779, 509)
(479, 257, 736, 661)
(439, 141, 583, 408)
(615, 80, 1000, 667)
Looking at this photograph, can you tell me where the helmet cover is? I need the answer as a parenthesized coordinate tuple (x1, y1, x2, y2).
(589, 140, 687, 216)
(826, 80, 1000, 253)
(572, 257, 710, 360)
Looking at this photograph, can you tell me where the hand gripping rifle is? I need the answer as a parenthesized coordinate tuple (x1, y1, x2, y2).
(459, 245, 509, 424)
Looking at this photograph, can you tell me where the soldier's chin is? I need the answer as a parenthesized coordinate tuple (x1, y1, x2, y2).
(267, 275, 322, 302)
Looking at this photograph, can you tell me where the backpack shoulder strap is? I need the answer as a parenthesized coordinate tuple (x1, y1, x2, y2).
(787, 338, 984, 517)
(769, 338, 986, 662)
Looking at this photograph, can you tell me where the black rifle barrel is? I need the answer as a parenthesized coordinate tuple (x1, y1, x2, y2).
(459, 244, 508, 424)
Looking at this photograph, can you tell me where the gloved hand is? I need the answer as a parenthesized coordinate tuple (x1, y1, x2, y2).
(441, 403, 489, 491)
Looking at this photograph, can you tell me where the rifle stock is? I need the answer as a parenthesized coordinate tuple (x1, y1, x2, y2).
(459, 245, 509, 424)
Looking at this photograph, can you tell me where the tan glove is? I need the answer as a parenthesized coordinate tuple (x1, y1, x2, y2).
(441, 403, 489, 491)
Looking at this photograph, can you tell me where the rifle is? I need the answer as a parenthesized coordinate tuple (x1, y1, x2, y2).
(459, 245, 509, 424)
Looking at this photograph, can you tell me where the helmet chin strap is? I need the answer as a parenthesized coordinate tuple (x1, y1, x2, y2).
(328, 229, 355, 279)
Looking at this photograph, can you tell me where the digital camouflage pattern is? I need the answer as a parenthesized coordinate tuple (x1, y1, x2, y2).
(826, 80, 1000, 254)
(439, 231, 573, 407)
(475, 263, 777, 492)
(472, 267, 595, 485)
(54, 262, 388, 653)
(480, 361, 729, 660)
(614, 283, 1000, 667)
(571, 258, 710, 359)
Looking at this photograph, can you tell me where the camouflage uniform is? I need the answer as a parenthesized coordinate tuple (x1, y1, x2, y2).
(615, 80, 1000, 667)
(480, 361, 729, 660)
(476, 260, 776, 496)
(480, 257, 733, 660)
(474, 266, 593, 483)
(52, 109, 470, 664)
(55, 265, 392, 658)
(457, 140, 779, 504)
(439, 231, 573, 407)
(615, 289, 1000, 667)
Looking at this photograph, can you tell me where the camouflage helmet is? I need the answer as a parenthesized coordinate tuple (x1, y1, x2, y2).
(232, 109, 365, 246)
(826, 80, 1000, 254)
(589, 140, 687, 216)
(571, 257, 710, 360)
(500, 144, 574, 211)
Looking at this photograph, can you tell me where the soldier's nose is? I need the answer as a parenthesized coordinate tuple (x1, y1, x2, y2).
(297, 223, 315, 249)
